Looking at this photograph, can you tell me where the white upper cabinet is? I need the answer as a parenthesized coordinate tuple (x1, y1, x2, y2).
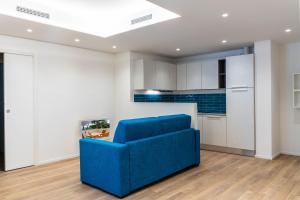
(187, 61, 202, 90)
(156, 61, 177, 90)
(226, 54, 254, 88)
(177, 64, 187, 90)
(133, 59, 176, 90)
(202, 60, 219, 89)
(133, 59, 156, 90)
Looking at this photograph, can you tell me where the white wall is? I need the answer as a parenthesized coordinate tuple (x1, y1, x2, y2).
(113, 52, 197, 133)
(280, 42, 300, 156)
(271, 42, 281, 158)
(254, 40, 280, 159)
(0, 35, 115, 164)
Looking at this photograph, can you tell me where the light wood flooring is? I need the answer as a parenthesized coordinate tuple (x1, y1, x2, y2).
(1, 150, 300, 200)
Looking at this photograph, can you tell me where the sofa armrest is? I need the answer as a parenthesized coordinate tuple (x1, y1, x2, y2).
(194, 129, 201, 165)
(79, 139, 130, 197)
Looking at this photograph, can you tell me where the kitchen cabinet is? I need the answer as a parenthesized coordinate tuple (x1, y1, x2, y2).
(133, 59, 156, 90)
(177, 64, 187, 90)
(202, 60, 219, 89)
(226, 54, 254, 88)
(202, 115, 227, 146)
(178, 59, 219, 90)
(187, 61, 202, 90)
(197, 116, 204, 144)
(226, 88, 255, 150)
(156, 61, 177, 90)
(133, 59, 176, 90)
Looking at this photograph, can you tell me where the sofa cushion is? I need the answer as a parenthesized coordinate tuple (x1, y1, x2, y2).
(113, 114, 191, 144)
(127, 128, 196, 191)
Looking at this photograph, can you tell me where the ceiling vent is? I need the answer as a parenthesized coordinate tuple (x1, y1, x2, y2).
(131, 14, 152, 25)
(16, 6, 50, 19)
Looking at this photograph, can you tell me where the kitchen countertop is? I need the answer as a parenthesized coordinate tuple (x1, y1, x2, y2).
(197, 113, 227, 116)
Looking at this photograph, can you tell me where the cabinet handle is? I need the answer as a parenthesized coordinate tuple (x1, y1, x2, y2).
(232, 88, 249, 92)
(207, 116, 223, 119)
(232, 85, 248, 89)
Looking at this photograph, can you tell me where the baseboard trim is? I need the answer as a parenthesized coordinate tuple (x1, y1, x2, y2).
(37, 154, 79, 165)
(201, 144, 255, 157)
(272, 152, 281, 159)
(255, 154, 273, 160)
(280, 151, 300, 157)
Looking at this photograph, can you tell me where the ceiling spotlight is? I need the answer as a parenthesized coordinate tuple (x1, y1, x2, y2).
(112, 45, 117, 49)
(176, 48, 181, 52)
(222, 13, 229, 18)
(285, 29, 292, 33)
(74, 38, 80, 42)
(26, 28, 33, 33)
(222, 40, 227, 44)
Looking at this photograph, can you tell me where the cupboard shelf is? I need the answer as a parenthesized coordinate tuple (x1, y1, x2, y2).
(293, 73, 300, 109)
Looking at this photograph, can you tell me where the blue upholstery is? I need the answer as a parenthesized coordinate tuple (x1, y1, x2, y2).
(80, 114, 200, 198)
(113, 114, 191, 144)
(127, 128, 196, 190)
(80, 139, 130, 197)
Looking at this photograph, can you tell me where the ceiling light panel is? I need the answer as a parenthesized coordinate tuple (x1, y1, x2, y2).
(0, 0, 180, 38)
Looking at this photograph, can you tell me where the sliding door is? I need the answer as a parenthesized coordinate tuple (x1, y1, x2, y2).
(4, 53, 34, 171)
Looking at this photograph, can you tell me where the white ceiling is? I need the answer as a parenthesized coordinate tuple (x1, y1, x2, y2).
(0, 0, 299, 57)
(0, 0, 179, 37)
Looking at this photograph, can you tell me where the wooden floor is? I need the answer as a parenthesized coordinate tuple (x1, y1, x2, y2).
(1, 151, 300, 200)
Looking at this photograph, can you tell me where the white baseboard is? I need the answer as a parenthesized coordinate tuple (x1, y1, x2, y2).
(280, 151, 300, 157)
(255, 154, 273, 160)
(37, 154, 79, 165)
(272, 152, 281, 159)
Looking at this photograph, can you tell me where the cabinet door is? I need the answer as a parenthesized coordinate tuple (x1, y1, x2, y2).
(202, 60, 219, 89)
(197, 116, 204, 144)
(156, 61, 176, 90)
(133, 59, 144, 90)
(143, 60, 156, 90)
(168, 63, 177, 90)
(177, 64, 187, 90)
(203, 116, 227, 146)
(226, 88, 255, 150)
(226, 54, 254, 88)
(187, 61, 202, 90)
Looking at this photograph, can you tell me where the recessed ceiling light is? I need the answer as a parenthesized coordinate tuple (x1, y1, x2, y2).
(222, 13, 229, 18)
(285, 28, 292, 33)
(74, 38, 80, 42)
(222, 40, 227, 44)
(176, 48, 181, 52)
(26, 28, 33, 33)
(112, 45, 117, 49)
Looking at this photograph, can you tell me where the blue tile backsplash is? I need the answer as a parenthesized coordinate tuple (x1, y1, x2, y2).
(134, 93, 226, 114)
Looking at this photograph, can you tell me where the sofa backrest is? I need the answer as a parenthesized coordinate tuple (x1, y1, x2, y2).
(113, 114, 191, 144)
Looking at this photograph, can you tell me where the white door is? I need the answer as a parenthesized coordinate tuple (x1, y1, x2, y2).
(226, 88, 255, 150)
(202, 60, 219, 89)
(177, 64, 187, 90)
(226, 54, 254, 88)
(203, 116, 227, 146)
(4, 53, 34, 171)
(187, 61, 202, 90)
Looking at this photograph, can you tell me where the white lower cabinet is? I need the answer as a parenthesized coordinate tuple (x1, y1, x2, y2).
(203, 115, 227, 146)
(197, 116, 203, 144)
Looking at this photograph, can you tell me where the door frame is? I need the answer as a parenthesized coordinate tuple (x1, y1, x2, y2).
(0, 48, 38, 167)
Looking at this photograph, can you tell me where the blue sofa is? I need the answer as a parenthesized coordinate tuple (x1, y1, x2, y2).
(80, 114, 200, 197)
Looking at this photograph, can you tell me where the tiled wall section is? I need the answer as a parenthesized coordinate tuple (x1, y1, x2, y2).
(134, 93, 226, 113)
